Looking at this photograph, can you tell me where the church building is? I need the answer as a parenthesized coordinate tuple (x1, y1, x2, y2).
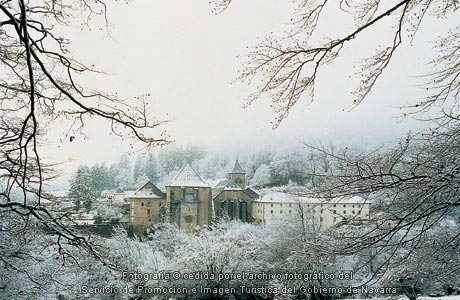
(166, 164, 213, 231)
(128, 160, 258, 233)
(212, 160, 259, 222)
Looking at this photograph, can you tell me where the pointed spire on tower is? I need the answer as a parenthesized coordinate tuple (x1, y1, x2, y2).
(229, 159, 245, 174)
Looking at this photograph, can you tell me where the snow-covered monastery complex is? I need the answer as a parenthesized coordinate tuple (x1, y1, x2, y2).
(128, 160, 371, 233)
(253, 192, 371, 227)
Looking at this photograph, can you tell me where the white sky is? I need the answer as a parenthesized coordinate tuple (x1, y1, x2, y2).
(41, 0, 451, 184)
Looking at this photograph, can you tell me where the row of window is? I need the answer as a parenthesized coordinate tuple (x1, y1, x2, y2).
(139, 201, 163, 207)
(257, 202, 364, 209)
(257, 208, 363, 216)
(256, 208, 368, 218)
(256, 209, 295, 215)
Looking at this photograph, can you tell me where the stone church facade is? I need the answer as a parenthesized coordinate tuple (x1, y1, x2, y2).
(166, 164, 213, 231)
(212, 160, 259, 222)
(128, 160, 259, 233)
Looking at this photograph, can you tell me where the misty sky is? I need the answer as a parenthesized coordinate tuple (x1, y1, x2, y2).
(41, 0, 448, 183)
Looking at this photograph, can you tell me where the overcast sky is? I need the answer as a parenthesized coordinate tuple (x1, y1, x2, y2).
(42, 0, 448, 185)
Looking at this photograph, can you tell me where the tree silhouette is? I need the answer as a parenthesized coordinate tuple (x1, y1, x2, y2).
(0, 0, 168, 288)
(212, 0, 460, 289)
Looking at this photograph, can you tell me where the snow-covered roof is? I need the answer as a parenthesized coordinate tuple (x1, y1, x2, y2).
(120, 214, 130, 223)
(131, 181, 165, 198)
(244, 187, 259, 198)
(208, 178, 227, 189)
(167, 163, 209, 188)
(128, 195, 162, 199)
(255, 192, 370, 205)
(224, 187, 243, 191)
(49, 190, 68, 198)
(212, 178, 247, 197)
(331, 196, 371, 204)
(229, 160, 245, 174)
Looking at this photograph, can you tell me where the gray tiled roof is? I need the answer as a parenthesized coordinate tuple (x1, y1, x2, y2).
(229, 160, 245, 174)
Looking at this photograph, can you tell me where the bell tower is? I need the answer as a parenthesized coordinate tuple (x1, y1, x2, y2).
(228, 160, 246, 189)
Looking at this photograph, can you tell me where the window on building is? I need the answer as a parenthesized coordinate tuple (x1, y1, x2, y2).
(141, 202, 144, 206)
(280, 204, 282, 207)
(289, 210, 292, 214)
(320, 217, 323, 222)
(280, 210, 282, 214)
(147, 209, 150, 215)
(333, 204, 336, 207)
(343, 204, 346, 207)
(184, 193, 195, 202)
(352, 210, 355, 214)
(289, 204, 291, 207)
(343, 210, 346, 214)
(270, 210, 273, 214)
(333, 210, 336, 213)
(228, 201, 234, 219)
(333, 217, 337, 222)
(271, 204, 273, 207)
(239, 202, 246, 220)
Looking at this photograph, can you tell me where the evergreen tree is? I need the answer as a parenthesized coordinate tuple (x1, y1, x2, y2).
(145, 156, 162, 184)
(68, 166, 97, 212)
(114, 153, 134, 190)
(133, 156, 146, 184)
(157, 145, 185, 174)
(90, 163, 111, 195)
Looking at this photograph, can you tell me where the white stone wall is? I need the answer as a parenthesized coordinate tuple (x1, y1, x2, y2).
(252, 193, 370, 228)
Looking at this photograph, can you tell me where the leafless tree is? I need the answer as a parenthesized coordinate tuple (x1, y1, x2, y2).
(212, 0, 460, 291)
(212, 0, 459, 127)
(0, 0, 168, 294)
(295, 124, 460, 288)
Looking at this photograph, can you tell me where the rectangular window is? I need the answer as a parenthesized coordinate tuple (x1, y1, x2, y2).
(184, 193, 195, 202)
